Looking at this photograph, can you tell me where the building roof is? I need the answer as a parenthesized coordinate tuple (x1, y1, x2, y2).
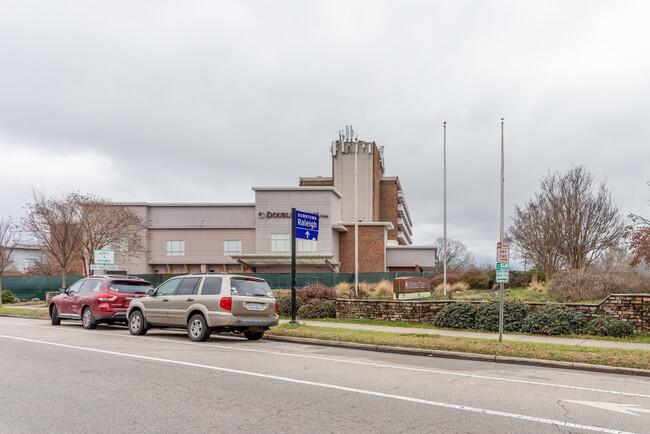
(252, 186, 343, 198)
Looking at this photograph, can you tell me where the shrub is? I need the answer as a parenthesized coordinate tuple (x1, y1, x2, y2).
(276, 295, 304, 317)
(521, 305, 586, 335)
(297, 299, 336, 319)
(527, 275, 546, 292)
(460, 269, 491, 289)
(506, 271, 532, 289)
(547, 269, 628, 302)
(475, 301, 530, 332)
(434, 282, 469, 293)
(430, 272, 461, 288)
(298, 283, 337, 301)
(334, 282, 353, 298)
(2, 289, 15, 304)
(586, 316, 634, 337)
(371, 280, 394, 297)
(433, 303, 477, 329)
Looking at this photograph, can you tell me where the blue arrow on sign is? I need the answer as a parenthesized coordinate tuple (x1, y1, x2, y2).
(295, 210, 319, 241)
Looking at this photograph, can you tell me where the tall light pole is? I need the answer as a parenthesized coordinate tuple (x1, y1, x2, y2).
(443, 121, 447, 295)
(499, 117, 505, 342)
(354, 132, 359, 298)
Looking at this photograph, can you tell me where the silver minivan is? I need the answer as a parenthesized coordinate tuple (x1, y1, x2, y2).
(126, 274, 279, 342)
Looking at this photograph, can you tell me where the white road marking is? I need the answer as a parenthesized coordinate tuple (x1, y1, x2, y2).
(563, 401, 650, 416)
(0, 334, 636, 434)
(3, 318, 650, 400)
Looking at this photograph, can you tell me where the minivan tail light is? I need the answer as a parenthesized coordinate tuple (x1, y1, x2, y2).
(220, 297, 232, 311)
(98, 294, 117, 301)
(275, 301, 278, 313)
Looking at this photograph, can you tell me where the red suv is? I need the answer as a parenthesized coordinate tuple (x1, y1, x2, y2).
(49, 275, 154, 329)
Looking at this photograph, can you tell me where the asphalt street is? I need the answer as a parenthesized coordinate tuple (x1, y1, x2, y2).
(1, 317, 649, 433)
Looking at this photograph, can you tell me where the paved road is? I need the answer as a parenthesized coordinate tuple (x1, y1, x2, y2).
(1, 317, 649, 433)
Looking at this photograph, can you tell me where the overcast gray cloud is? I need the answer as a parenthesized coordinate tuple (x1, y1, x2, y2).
(1, 0, 649, 266)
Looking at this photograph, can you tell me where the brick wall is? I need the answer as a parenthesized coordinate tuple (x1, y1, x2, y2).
(334, 294, 650, 333)
(339, 225, 385, 272)
(379, 180, 398, 241)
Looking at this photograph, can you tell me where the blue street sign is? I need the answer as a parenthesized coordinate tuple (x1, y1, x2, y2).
(295, 210, 319, 241)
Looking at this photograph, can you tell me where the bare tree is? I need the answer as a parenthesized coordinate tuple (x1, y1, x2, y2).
(624, 182, 650, 270)
(0, 216, 18, 307)
(508, 166, 625, 278)
(507, 200, 563, 280)
(430, 237, 474, 272)
(22, 191, 84, 288)
(72, 193, 145, 275)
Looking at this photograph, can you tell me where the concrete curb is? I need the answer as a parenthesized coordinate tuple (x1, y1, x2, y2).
(266, 335, 650, 377)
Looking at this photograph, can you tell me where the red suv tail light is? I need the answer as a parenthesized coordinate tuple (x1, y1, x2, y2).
(220, 297, 232, 311)
(97, 293, 117, 301)
(275, 301, 278, 313)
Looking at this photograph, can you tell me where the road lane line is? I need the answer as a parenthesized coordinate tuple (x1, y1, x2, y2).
(2, 318, 650, 400)
(0, 334, 638, 434)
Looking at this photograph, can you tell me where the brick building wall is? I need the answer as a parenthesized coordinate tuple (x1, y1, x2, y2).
(335, 294, 650, 333)
(339, 225, 386, 272)
(379, 180, 399, 241)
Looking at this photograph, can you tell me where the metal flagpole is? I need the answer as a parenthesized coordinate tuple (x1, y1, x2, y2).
(354, 133, 359, 298)
(499, 118, 505, 342)
(443, 121, 447, 296)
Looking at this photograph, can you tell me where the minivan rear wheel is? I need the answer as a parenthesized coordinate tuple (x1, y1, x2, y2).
(187, 314, 212, 342)
(244, 330, 265, 341)
(82, 307, 98, 329)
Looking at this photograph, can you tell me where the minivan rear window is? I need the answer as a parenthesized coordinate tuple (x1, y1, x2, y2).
(108, 281, 153, 294)
(230, 278, 273, 297)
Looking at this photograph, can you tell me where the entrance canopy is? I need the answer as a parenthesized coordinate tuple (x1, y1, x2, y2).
(231, 254, 340, 271)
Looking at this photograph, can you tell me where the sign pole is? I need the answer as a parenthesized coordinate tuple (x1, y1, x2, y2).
(291, 207, 297, 323)
(499, 118, 505, 343)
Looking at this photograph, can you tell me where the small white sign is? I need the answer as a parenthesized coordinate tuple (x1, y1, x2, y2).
(90, 264, 119, 271)
(94, 250, 115, 265)
(496, 242, 510, 263)
(496, 262, 510, 283)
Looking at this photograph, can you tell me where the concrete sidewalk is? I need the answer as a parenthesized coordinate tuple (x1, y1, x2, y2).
(280, 320, 650, 351)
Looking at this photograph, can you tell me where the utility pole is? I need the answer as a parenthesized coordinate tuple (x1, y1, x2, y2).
(443, 121, 447, 295)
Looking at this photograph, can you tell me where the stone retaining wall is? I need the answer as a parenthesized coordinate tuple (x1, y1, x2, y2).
(334, 294, 650, 333)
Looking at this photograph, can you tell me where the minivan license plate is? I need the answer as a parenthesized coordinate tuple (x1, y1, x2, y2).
(248, 303, 262, 310)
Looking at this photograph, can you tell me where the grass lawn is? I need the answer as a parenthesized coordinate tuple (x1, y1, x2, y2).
(0, 307, 49, 318)
(302, 317, 650, 344)
(268, 323, 650, 370)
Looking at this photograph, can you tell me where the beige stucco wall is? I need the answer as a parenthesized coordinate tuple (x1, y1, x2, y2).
(333, 141, 375, 222)
(253, 187, 342, 261)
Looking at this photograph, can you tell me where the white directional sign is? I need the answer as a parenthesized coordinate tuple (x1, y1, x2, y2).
(94, 250, 115, 265)
(90, 264, 119, 271)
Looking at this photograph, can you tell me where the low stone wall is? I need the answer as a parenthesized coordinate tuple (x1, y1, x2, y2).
(334, 294, 650, 333)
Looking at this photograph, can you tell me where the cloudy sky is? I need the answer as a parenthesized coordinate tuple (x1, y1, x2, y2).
(1, 0, 649, 267)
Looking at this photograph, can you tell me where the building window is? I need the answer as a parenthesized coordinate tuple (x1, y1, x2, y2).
(271, 233, 290, 252)
(166, 240, 185, 256)
(297, 238, 317, 252)
(223, 240, 242, 255)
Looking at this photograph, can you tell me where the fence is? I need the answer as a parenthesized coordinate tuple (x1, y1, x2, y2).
(1, 272, 427, 301)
